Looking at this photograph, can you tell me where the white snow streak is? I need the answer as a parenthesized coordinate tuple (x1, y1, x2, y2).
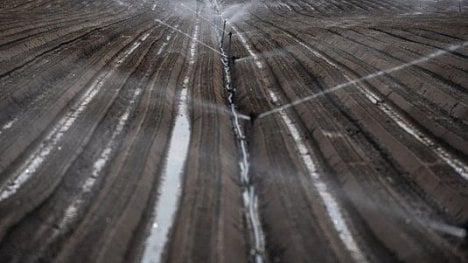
(288, 38, 468, 179)
(234, 27, 368, 262)
(141, 18, 199, 263)
(0, 118, 18, 136)
(0, 32, 150, 202)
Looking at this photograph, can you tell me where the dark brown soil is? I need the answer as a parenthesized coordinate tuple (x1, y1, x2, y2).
(0, 0, 467, 262)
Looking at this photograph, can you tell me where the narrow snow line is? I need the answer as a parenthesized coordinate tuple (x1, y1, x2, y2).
(154, 19, 222, 56)
(55, 86, 142, 233)
(354, 78, 468, 178)
(303, 2, 316, 11)
(140, 17, 199, 263)
(0, 31, 149, 140)
(232, 26, 367, 262)
(233, 25, 263, 69)
(258, 41, 468, 118)
(0, 32, 151, 203)
(270, 90, 368, 262)
(0, 118, 18, 136)
(156, 24, 179, 56)
(291, 38, 468, 179)
(88, 88, 142, 190)
(278, 2, 293, 11)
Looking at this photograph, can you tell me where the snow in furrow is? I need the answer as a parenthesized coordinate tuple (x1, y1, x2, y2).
(269, 91, 368, 262)
(0, 32, 151, 202)
(232, 25, 368, 262)
(292, 38, 468, 179)
(157, 24, 178, 55)
(55, 85, 142, 233)
(140, 17, 199, 263)
(0, 118, 18, 136)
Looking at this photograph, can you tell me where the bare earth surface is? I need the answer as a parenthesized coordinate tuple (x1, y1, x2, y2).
(0, 0, 467, 262)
